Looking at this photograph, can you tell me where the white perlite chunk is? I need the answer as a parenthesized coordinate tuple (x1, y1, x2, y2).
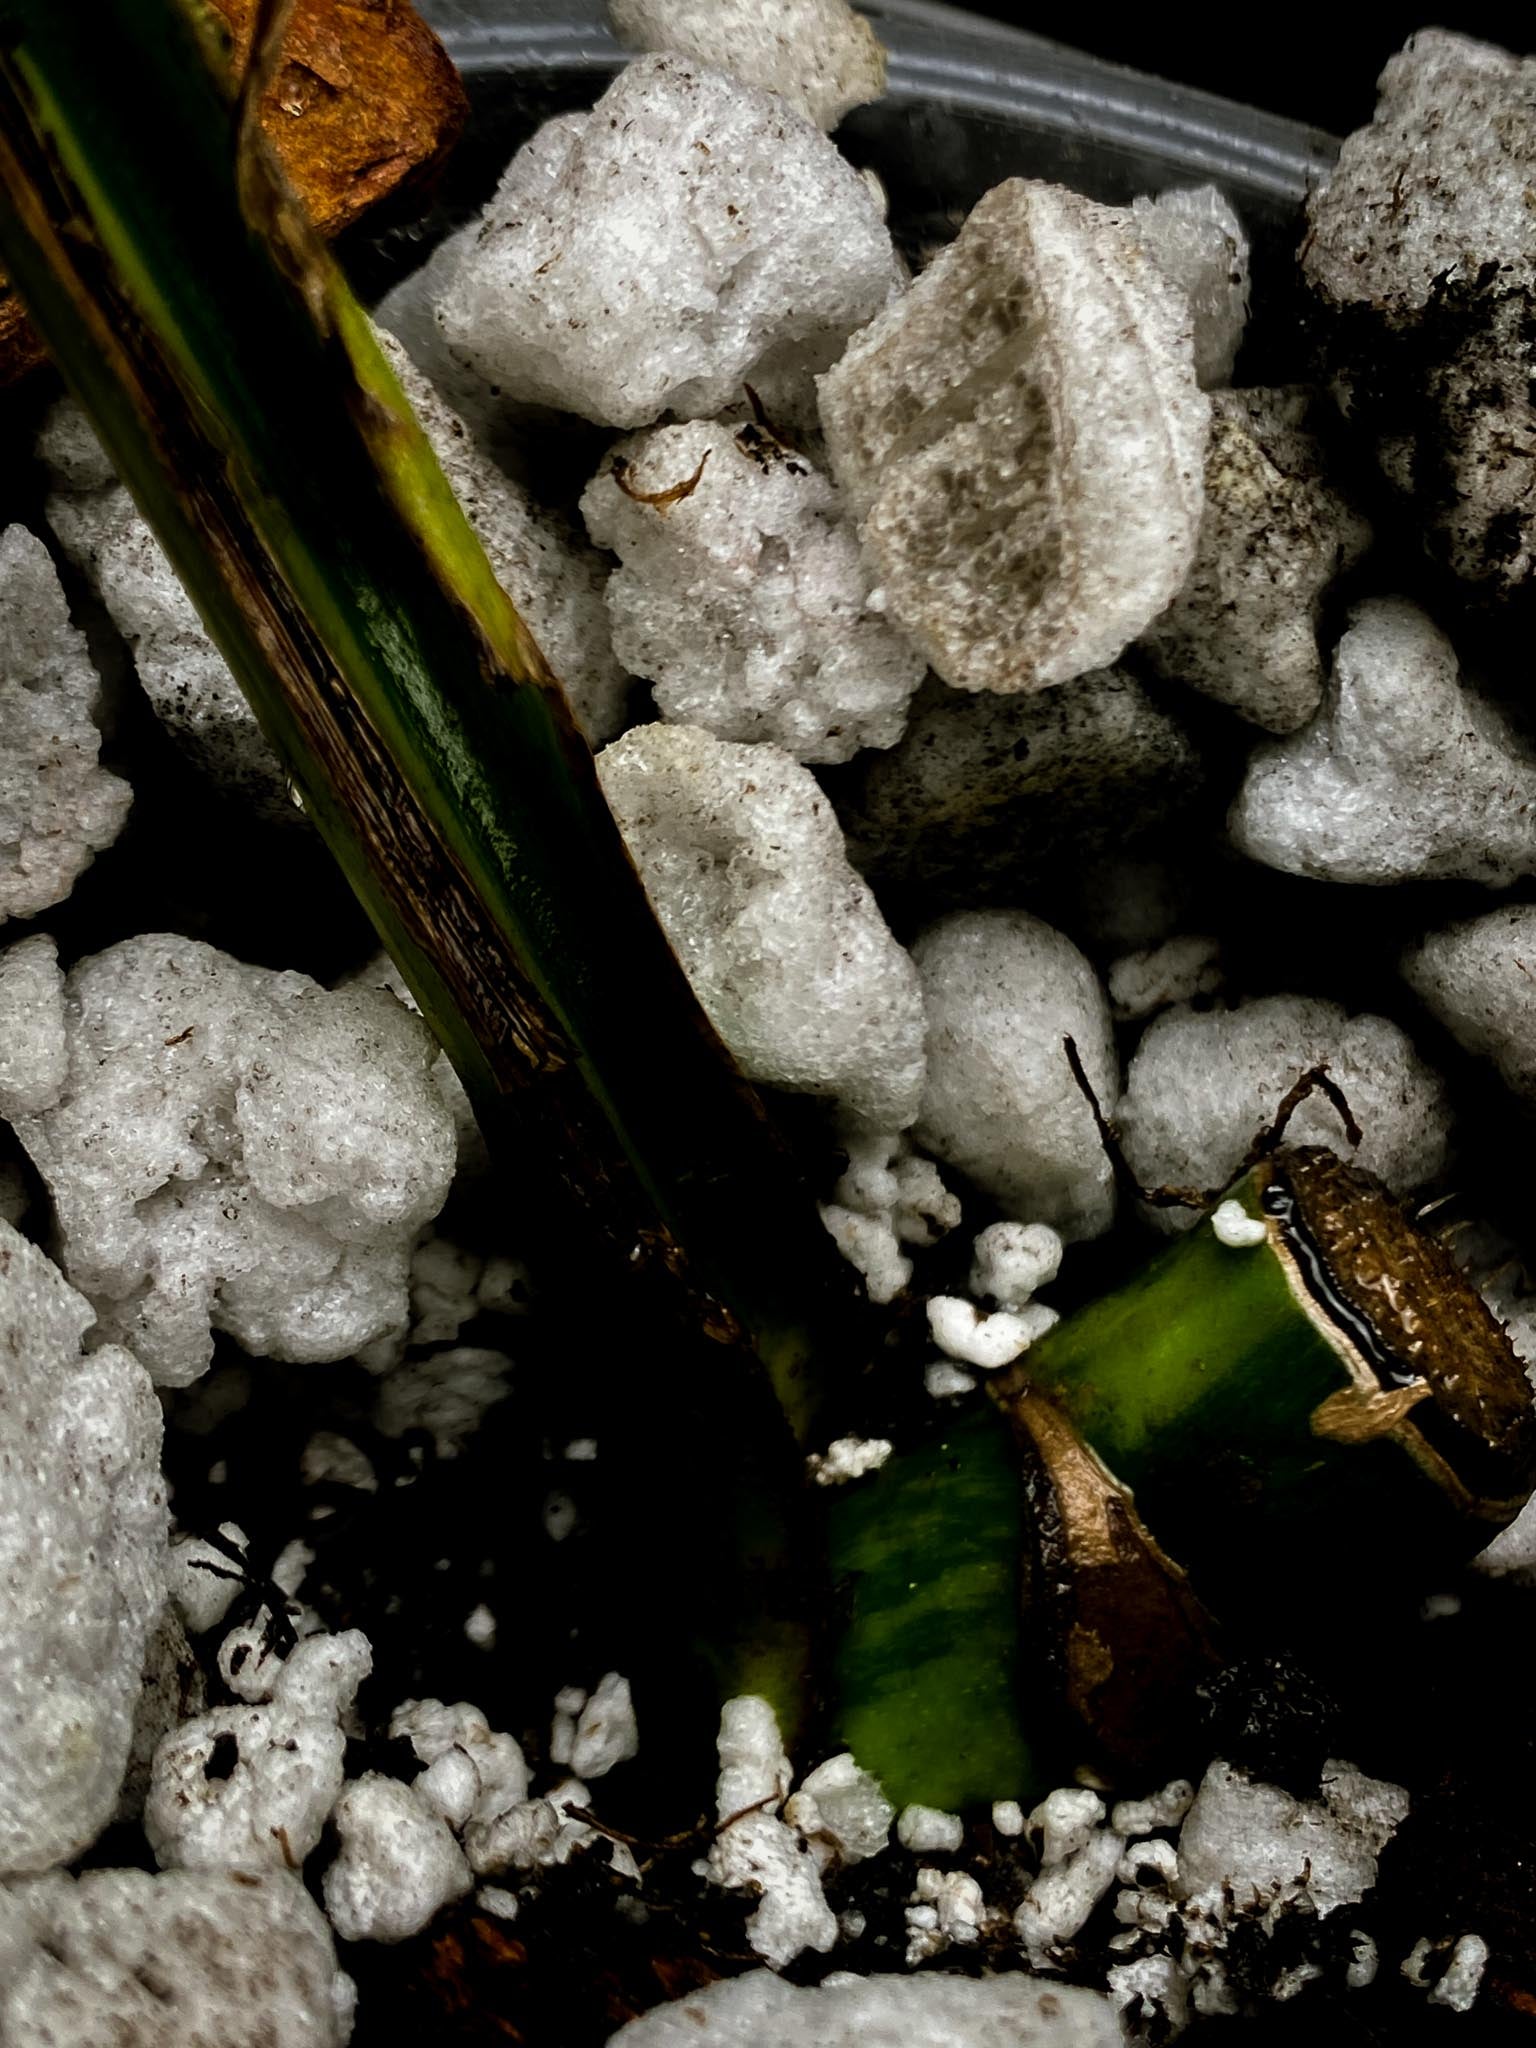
(165, 1525, 248, 1636)
(716, 1696, 791, 1820)
(1108, 934, 1222, 1024)
(1177, 1759, 1409, 1922)
(783, 1753, 893, 1864)
(820, 1130, 960, 1303)
(581, 418, 923, 763)
(0, 1221, 167, 1875)
(969, 1221, 1062, 1308)
(7, 934, 457, 1386)
(436, 58, 902, 429)
(1412, 1933, 1490, 2012)
(322, 1774, 473, 1943)
(912, 911, 1118, 1241)
(1302, 33, 1536, 593)
(705, 1811, 838, 1969)
(390, 1698, 530, 1827)
(926, 1294, 1057, 1369)
(144, 1629, 371, 1875)
(0, 525, 131, 923)
(1211, 1199, 1267, 1248)
(0, 1868, 355, 2048)
(1140, 388, 1371, 733)
(569, 1671, 639, 1779)
(807, 1436, 893, 1485)
(1130, 183, 1250, 389)
(1015, 1827, 1126, 1964)
(1118, 995, 1452, 1231)
(0, 935, 68, 1119)
(610, 1969, 1124, 2047)
(818, 178, 1208, 694)
(1230, 599, 1536, 886)
(598, 724, 925, 1128)
(1402, 905, 1536, 1106)
(896, 1804, 964, 1854)
(1030, 1788, 1106, 1869)
(608, 0, 886, 130)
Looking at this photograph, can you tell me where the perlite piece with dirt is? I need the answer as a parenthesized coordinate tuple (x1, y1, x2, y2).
(1302, 30, 1536, 593)
(4, 933, 457, 1386)
(1116, 993, 1454, 1232)
(818, 177, 1209, 693)
(580, 415, 924, 762)
(435, 55, 903, 429)
(607, 0, 887, 131)
(1139, 386, 1372, 733)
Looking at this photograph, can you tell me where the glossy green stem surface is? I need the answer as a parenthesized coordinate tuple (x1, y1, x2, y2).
(1022, 1171, 1466, 1617)
(824, 1403, 1038, 1812)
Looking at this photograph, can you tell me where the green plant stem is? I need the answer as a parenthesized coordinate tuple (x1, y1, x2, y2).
(0, 0, 867, 1458)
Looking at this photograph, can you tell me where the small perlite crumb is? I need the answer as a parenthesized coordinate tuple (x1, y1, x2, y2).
(992, 1800, 1025, 1837)
(969, 1220, 1063, 1310)
(783, 1753, 893, 1865)
(1347, 1930, 1380, 1990)
(1130, 182, 1250, 389)
(564, 1438, 599, 1462)
(905, 1866, 990, 1963)
(1111, 1780, 1195, 1838)
(924, 1361, 976, 1401)
(1015, 1827, 1126, 1965)
(896, 1804, 964, 1854)
(1403, 1932, 1490, 2012)
(476, 1885, 521, 1921)
(807, 1436, 894, 1486)
(716, 1697, 792, 1821)
(1210, 1199, 1268, 1249)
(926, 1295, 1058, 1369)
(464, 1605, 497, 1649)
(820, 1131, 961, 1304)
(1029, 1787, 1106, 1870)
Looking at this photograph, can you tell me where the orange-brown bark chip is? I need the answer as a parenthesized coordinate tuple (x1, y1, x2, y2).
(0, 0, 467, 386)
